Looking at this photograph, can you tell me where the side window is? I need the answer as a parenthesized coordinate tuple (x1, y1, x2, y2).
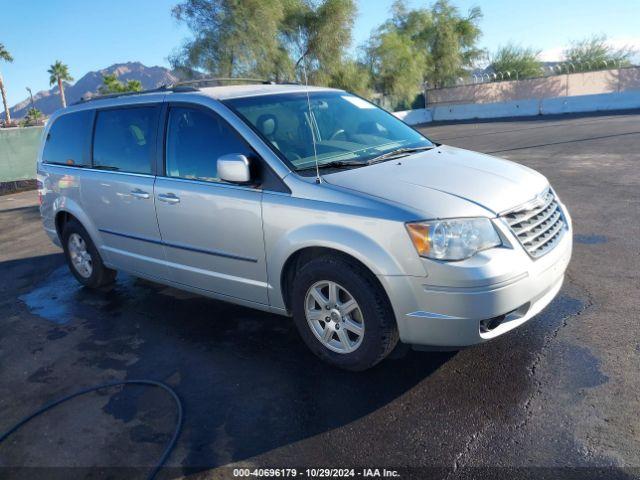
(165, 106, 253, 182)
(42, 110, 92, 166)
(93, 107, 158, 174)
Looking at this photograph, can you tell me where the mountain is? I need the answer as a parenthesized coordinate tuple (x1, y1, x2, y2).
(10, 62, 180, 118)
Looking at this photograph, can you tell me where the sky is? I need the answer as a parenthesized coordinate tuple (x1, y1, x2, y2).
(2, 0, 640, 106)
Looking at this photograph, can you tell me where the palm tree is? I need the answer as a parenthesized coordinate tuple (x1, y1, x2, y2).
(0, 43, 14, 125)
(48, 60, 73, 108)
(25, 107, 43, 126)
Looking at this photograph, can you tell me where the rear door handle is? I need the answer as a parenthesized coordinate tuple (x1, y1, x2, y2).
(130, 189, 150, 199)
(157, 193, 180, 204)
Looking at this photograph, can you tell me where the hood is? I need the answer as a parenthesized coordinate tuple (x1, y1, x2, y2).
(322, 145, 548, 216)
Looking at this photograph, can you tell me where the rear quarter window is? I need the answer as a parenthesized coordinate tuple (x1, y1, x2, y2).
(42, 110, 92, 167)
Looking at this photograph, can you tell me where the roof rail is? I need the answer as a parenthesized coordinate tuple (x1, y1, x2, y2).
(173, 77, 274, 88)
(74, 84, 199, 105)
(73, 77, 290, 105)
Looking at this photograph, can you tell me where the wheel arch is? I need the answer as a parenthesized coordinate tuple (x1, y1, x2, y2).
(279, 246, 392, 315)
(270, 224, 408, 313)
(55, 210, 74, 239)
(52, 197, 103, 250)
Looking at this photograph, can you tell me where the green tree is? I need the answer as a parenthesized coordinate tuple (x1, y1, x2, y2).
(425, 0, 483, 88)
(366, 29, 427, 109)
(490, 44, 543, 79)
(0, 43, 13, 125)
(282, 0, 357, 85)
(563, 35, 636, 69)
(365, 0, 483, 108)
(327, 60, 371, 98)
(48, 61, 73, 108)
(99, 73, 143, 94)
(170, 0, 289, 79)
(22, 107, 44, 126)
(365, 1, 431, 109)
(170, 0, 357, 84)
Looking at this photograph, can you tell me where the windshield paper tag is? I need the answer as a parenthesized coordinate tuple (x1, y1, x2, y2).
(342, 95, 375, 109)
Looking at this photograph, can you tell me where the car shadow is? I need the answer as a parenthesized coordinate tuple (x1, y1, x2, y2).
(10, 256, 453, 472)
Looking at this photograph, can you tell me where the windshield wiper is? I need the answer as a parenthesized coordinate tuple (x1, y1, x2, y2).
(365, 145, 435, 164)
(296, 145, 435, 172)
(296, 159, 367, 172)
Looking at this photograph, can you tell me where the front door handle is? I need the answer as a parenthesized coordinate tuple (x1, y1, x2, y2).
(130, 189, 150, 199)
(157, 193, 180, 204)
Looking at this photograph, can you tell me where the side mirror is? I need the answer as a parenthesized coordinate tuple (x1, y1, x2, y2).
(217, 154, 251, 184)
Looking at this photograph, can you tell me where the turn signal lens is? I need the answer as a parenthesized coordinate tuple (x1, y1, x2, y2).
(406, 223, 430, 257)
(406, 218, 501, 261)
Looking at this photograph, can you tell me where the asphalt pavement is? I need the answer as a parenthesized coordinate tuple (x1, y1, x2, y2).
(0, 111, 638, 479)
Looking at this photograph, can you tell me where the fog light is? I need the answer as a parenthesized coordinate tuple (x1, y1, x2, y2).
(480, 315, 505, 333)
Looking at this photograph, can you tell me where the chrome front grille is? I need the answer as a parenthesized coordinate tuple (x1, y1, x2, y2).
(502, 189, 567, 258)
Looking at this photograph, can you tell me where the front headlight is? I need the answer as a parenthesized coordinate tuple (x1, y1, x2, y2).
(406, 218, 501, 261)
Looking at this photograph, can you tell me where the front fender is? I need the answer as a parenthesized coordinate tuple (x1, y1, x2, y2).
(267, 223, 414, 310)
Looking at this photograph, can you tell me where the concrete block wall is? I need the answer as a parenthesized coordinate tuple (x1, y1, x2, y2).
(540, 90, 640, 115)
(427, 67, 640, 106)
(391, 68, 640, 125)
(392, 108, 433, 124)
(429, 99, 540, 122)
(392, 91, 640, 125)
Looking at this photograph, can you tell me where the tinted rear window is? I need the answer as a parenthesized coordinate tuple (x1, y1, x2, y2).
(93, 107, 158, 174)
(43, 110, 92, 167)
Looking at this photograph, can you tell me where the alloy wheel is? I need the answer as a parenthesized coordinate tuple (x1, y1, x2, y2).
(68, 233, 93, 279)
(304, 280, 365, 354)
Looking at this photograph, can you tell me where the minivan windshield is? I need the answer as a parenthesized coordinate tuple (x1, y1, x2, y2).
(224, 91, 434, 172)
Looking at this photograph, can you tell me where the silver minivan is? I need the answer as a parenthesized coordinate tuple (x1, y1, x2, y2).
(37, 83, 572, 370)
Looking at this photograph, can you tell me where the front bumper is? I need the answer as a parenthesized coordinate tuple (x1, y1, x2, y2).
(380, 216, 573, 347)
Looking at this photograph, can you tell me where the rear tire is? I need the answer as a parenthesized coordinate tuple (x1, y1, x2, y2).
(62, 219, 116, 288)
(291, 255, 399, 371)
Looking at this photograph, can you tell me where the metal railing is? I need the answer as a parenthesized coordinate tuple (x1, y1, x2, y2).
(75, 77, 282, 105)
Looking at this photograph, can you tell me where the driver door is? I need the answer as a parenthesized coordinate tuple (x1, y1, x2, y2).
(154, 104, 268, 305)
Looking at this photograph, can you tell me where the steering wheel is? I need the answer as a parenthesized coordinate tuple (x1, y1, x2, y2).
(329, 129, 346, 141)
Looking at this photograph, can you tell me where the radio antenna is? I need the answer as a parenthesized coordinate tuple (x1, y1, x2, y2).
(299, 35, 321, 184)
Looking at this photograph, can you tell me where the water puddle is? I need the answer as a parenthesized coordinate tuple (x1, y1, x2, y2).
(18, 267, 82, 324)
(556, 342, 609, 391)
(19, 266, 137, 324)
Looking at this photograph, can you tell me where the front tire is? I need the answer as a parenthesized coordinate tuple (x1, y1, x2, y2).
(291, 255, 399, 371)
(62, 219, 116, 288)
